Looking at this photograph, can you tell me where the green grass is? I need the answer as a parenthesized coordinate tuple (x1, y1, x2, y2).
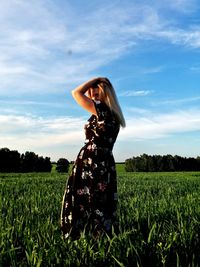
(1, 167, 200, 266)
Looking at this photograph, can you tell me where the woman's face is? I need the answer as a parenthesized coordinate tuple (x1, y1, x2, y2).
(89, 87, 104, 101)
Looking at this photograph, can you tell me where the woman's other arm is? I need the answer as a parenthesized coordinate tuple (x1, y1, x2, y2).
(71, 78, 99, 115)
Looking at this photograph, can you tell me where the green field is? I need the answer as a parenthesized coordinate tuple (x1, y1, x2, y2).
(1, 166, 200, 266)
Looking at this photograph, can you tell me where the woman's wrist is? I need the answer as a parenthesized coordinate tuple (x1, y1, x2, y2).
(83, 78, 101, 92)
(72, 77, 106, 95)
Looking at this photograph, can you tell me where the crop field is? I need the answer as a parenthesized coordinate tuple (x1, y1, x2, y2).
(1, 165, 200, 267)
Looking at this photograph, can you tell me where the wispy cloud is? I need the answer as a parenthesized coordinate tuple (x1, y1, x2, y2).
(156, 27, 200, 49)
(0, 99, 66, 108)
(1, 1, 200, 96)
(1, 107, 200, 160)
(125, 107, 151, 115)
(0, 114, 85, 135)
(119, 90, 153, 97)
(161, 0, 199, 13)
(139, 66, 164, 74)
(0, 113, 85, 159)
(154, 96, 200, 105)
(190, 65, 200, 72)
(120, 108, 200, 140)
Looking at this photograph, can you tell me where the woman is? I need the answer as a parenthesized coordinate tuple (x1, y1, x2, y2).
(61, 77, 125, 240)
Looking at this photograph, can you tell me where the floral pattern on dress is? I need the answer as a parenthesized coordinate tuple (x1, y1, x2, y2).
(61, 101, 120, 239)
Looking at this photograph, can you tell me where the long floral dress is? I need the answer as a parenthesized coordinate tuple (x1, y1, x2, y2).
(61, 101, 120, 239)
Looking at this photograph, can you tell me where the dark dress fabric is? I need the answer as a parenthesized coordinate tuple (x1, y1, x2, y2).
(61, 101, 120, 239)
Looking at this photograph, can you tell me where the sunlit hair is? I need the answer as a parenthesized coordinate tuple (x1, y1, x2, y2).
(88, 80, 126, 128)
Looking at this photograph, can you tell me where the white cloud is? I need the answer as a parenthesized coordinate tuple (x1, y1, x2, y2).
(154, 96, 200, 105)
(190, 65, 200, 72)
(1, 1, 200, 96)
(120, 108, 200, 140)
(1, 108, 200, 160)
(139, 66, 164, 74)
(0, 114, 85, 134)
(125, 107, 149, 114)
(156, 27, 200, 49)
(119, 90, 152, 97)
(0, 114, 85, 156)
(162, 0, 198, 13)
(0, 99, 67, 108)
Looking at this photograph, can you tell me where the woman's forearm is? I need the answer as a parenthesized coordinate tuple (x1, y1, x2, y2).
(71, 78, 101, 114)
(72, 78, 100, 96)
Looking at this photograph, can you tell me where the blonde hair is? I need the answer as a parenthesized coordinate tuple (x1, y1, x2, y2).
(89, 80, 126, 128)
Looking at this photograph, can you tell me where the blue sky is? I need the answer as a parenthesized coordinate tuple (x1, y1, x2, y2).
(1, 0, 200, 162)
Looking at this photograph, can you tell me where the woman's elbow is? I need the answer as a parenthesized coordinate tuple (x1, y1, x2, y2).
(71, 90, 77, 99)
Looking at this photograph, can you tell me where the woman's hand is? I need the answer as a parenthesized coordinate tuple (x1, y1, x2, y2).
(87, 77, 111, 88)
(98, 77, 111, 86)
(71, 78, 99, 115)
(71, 77, 112, 115)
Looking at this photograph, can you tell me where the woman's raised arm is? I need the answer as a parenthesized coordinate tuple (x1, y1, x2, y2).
(71, 78, 100, 115)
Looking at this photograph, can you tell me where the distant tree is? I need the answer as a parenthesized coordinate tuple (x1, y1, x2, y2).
(140, 154, 149, 171)
(9, 150, 21, 172)
(159, 155, 175, 171)
(174, 155, 183, 171)
(0, 148, 52, 173)
(0, 148, 21, 172)
(35, 156, 52, 172)
(42, 157, 52, 172)
(197, 157, 200, 170)
(21, 151, 38, 172)
(20, 151, 52, 172)
(56, 158, 70, 173)
(125, 154, 200, 172)
(148, 155, 155, 172)
(125, 158, 134, 172)
(0, 148, 10, 172)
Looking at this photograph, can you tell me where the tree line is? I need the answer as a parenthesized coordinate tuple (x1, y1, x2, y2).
(125, 154, 200, 172)
(0, 148, 52, 172)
